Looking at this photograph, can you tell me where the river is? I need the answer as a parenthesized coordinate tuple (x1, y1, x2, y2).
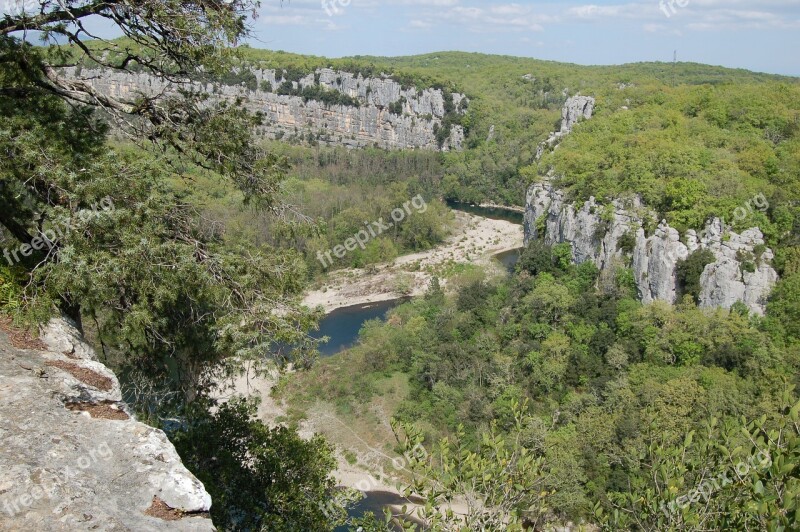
(316, 204, 524, 358)
(445, 200, 525, 225)
(318, 203, 524, 526)
(313, 298, 409, 357)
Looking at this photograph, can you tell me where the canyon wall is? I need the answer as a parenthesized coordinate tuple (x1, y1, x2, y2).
(524, 180, 778, 315)
(536, 95, 595, 159)
(525, 95, 778, 315)
(61, 66, 466, 151)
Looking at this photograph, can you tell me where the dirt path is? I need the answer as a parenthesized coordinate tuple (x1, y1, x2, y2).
(303, 210, 523, 313)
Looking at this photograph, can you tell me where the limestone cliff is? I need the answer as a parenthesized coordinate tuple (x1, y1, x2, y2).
(0, 317, 214, 531)
(535, 95, 595, 159)
(524, 180, 778, 315)
(61, 66, 467, 151)
(526, 94, 777, 314)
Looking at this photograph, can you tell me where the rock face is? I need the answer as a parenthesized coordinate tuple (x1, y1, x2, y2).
(536, 95, 595, 159)
(61, 66, 466, 151)
(558, 95, 595, 134)
(0, 317, 214, 531)
(525, 93, 776, 314)
(524, 180, 778, 314)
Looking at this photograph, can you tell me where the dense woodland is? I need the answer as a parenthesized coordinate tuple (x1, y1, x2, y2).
(0, 2, 799, 530)
(189, 143, 455, 276)
(280, 240, 800, 528)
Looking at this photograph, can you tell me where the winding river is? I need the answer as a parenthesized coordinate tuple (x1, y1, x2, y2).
(316, 203, 524, 358)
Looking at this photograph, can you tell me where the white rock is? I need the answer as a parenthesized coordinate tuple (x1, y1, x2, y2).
(61, 66, 467, 152)
(524, 180, 778, 315)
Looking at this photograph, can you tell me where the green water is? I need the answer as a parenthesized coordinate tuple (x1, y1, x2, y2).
(446, 200, 524, 225)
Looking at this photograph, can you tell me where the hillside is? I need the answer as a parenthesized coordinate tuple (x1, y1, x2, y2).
(2, 13, 799, 529)
(64, 39, 800, 210)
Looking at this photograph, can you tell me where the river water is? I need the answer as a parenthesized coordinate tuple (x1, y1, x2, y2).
(445, 200, 525, 225)
(313, 298, 409, 357)
(317, 204, 524, 358)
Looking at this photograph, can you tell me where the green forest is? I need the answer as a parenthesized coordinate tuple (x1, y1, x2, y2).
(279, 240, 800, 529)
(1, 1, 799, 531)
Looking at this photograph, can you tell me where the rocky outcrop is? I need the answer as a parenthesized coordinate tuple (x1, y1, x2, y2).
(559, 95, 595, 135)
(60, 66, 466, 151)
(524, 180, 778, 314)
(0, 317, 214, 531)
(525, 94, 776, 314)
(536, 95, 595, 159)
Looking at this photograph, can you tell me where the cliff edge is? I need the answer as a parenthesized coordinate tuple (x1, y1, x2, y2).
(0, 317, 214, 531)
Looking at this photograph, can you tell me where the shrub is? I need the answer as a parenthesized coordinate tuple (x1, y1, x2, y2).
(0, 264, 22, 313)
(617, 231, 636, 254)
(676, 249, 716, 302)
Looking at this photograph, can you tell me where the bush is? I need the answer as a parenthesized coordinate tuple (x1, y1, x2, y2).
(300, 85, 360, 108)
(767, 273, 800, 340)
(0, 264, 22, 313)
(617, 231, 636, 254)
(172, 398, 342, 532)
(388, 97, 407, 115)
(676, 248, 716, 303)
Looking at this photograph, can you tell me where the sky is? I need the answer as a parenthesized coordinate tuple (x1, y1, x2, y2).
(248, 0, 800, 76)
(2, 0, 798, 76)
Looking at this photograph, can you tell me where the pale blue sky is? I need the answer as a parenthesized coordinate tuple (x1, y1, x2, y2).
(4, 1, 798, 76)
(250, 0, 800, 76)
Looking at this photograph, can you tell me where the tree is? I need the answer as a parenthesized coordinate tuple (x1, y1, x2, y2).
(0, 1, 322, 387)
(597, 391, 800, 531)
(1, 7, 340, 527)
(676, 249, 716, 304)
(767, 273, 800, 342)
(172, 398, 346, 531)
(390, 400, 552, 531)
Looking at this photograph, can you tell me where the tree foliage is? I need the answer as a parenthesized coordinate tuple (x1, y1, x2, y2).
(597, 391, 800, 531)
(172, 398, 344, 532)
(1, 7, 335, 527)
(0, 1, 324, 383)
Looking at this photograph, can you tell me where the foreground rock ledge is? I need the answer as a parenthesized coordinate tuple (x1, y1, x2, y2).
(0, 317, 214, 531)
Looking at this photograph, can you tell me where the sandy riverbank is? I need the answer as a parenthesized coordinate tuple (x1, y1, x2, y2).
(303, 210, 523, 313)
(478, 201, 526, 213)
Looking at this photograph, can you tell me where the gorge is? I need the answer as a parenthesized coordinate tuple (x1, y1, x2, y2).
(2, 9, 798, 526)
(61, 66, 467, 151)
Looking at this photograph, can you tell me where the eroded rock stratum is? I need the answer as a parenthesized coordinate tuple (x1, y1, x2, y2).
(524, 181, 778, 315)
(61, 66, 467, 152)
